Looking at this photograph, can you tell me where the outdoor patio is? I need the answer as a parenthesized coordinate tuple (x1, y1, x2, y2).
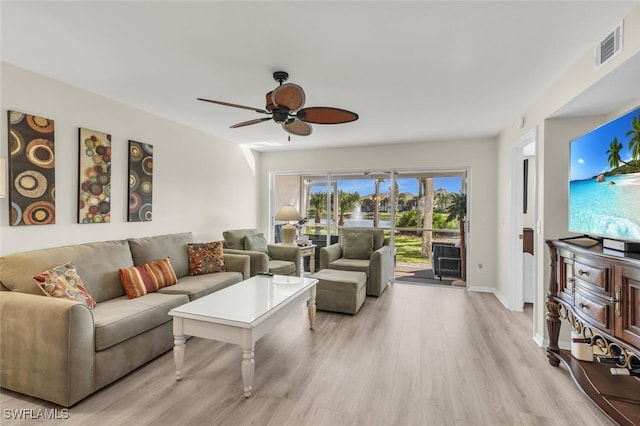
(394, 262, 456, 286)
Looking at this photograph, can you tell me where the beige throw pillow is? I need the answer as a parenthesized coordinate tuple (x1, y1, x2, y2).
(342, 231, 374, 259)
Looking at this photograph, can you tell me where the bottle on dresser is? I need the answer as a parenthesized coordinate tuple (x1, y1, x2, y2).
(598, 354, 640, 377)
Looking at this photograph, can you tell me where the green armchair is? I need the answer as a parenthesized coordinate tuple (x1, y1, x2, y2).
(222, 229, 301, 277)
(319, 228, 392, 296)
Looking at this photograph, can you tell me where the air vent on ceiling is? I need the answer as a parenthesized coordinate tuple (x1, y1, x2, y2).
(594, 21, 623, 70)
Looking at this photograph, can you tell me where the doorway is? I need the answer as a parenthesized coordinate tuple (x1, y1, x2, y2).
(509, 127, 538, 318)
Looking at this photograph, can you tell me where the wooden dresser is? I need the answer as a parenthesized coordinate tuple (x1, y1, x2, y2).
(546, 239, 640, 425)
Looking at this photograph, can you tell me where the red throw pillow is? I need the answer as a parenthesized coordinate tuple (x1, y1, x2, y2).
(119, 257, 177, 299)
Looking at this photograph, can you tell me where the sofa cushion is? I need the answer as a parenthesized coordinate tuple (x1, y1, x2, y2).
(342, 231, 374, 259)
(339, 228, 385, 251)
(128, 233, 193, 279)
(328, 258, 371, 276)
(371, 229, 385, 250)
(119, 258, 177, 299)
(187, 241, 225, 275)
(0, 239, 131, 303)
(92, 292, 189, 351)
(33, 262, 97, 308)
(243, 233, 270, 257)
(268, 259, 296, 275)
(158, 272, 243, 300)
(223, 229, 259, 250)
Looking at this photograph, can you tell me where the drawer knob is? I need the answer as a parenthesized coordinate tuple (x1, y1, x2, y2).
(579, 302, 586, 309)
(578, 270, 588, 276)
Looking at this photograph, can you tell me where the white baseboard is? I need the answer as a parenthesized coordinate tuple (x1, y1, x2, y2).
(468, 285, 512, 310)
(534, 333, 545, 348)
(537, 335, 570, 350)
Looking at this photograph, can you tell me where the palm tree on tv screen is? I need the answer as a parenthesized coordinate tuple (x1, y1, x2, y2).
(606, 137, 624, 172)
(627, 113, 640, 171)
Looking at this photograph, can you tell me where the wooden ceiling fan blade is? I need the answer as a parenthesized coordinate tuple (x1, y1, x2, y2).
(197, 98, 269, 114)
(272, 83, 306, 112)
(282, 119, 312, 136)
(298, 107, 358, 124)
(230, 117, 272, 128)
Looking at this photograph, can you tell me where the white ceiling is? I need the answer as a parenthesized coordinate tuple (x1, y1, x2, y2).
(1, 1, 639, 151)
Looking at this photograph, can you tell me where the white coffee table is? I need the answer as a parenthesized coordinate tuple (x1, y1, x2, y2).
(168, 274, 317, 397)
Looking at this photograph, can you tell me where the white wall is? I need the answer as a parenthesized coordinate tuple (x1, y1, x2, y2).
(0, 63, 259, 255)
(259, 137, 499, 291)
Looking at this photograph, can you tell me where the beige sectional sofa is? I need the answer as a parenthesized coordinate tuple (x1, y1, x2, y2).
(0, 232, 250, 407)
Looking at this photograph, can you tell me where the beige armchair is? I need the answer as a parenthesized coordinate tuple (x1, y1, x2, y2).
(319, 228, 392, 296)
(223, 229, 301, 277)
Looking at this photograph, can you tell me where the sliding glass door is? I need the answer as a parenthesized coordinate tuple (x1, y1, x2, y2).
(272, 169, 467, 285)
(392, 171, 466, 285)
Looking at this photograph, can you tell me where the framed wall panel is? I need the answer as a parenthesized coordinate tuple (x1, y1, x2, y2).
(128, 140, 153, 222)
(7, 111, 55, 226)
(78, 128, 112, 223)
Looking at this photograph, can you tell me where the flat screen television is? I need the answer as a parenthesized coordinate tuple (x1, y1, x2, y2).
(569, 105, 640, 243)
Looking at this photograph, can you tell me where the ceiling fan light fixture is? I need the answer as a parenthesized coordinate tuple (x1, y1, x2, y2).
(271, 83, 306, 112)
(283, 119, 312, 136)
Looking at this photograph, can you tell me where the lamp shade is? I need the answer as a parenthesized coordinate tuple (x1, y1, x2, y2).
(274, 205, 302, 222)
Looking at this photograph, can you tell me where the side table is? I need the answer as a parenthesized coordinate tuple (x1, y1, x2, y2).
(298, 244, 317, 275)
(274, 243, 317, 275)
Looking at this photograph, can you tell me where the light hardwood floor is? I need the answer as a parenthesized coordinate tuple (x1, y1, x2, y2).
(1, 283, 616, 426)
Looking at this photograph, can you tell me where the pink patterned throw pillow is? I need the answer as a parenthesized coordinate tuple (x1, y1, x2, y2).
(33, 262, 97, 308)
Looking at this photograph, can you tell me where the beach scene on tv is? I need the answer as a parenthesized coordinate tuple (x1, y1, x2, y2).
(569, 107, 640, 242)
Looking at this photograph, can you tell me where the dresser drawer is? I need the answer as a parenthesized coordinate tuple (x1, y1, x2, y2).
(574, 260, 609, 294)
(574, 288, 611, 331)
(556, 256, 574, 302)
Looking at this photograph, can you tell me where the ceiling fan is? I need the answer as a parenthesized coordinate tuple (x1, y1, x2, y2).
(197, 71, 358, 138)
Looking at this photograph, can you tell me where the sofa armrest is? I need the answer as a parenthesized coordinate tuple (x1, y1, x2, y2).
(268, 244, 301, 275)
(368, 245, 392, 296)
(222, 253, 250, 280)
(319, 243, 342, 270)
(223, 249, 269, 277)
(0, 292, 95, 407)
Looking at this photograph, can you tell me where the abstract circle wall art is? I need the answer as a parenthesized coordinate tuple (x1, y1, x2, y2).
(7, 111, 55, 226)
(128, 140, 153, 222)
(78, 128, 111, 224)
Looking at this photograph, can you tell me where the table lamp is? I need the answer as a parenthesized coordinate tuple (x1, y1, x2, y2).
(275, 205, 302, 244)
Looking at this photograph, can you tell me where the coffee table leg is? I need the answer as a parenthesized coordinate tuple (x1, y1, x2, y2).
(307, 286, 316, 330)
(173, 334, 186, 380)
(241, 347, 255, 397)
